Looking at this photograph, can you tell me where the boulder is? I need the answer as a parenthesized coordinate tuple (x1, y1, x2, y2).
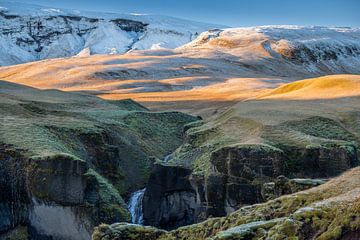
(92, 223, 166, 240)
(261, 176, 327, 200)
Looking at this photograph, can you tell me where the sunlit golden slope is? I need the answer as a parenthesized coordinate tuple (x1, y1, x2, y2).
(0, 37, 359, 117)
(257, 75, 360, 100)
(0, 50, 289, 117)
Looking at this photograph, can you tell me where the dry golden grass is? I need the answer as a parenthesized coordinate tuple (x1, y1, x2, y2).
(0, 52, 285, 117)
(257, 74, 360, 100)
(190, 74, 360, 150)
(0, 43, 359, 118)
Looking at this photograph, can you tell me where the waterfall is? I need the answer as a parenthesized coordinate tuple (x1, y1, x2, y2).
(163, 154, 172, 162)
(128, 188, 146, 224)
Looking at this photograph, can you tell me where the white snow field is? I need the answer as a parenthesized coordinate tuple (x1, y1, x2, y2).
(0, 0, 224, 65)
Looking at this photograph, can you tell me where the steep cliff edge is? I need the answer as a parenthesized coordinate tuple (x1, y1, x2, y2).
(93, 165, 360, 239)
(120, 75, 360, 231)
(0, 80, 198, 239)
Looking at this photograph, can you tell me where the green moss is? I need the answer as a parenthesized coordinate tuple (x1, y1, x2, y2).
(213, 218, 285, 240)
(284, 116, 357, 142)
(84, 169, 131, 222)
(106, 99, 149, 111)
(0, 226, 28, 240)
(92, 223, 167, 240)
(121, 111, 198, 157)
(267, 218, 300, 239)
(1, 84, 198, 201)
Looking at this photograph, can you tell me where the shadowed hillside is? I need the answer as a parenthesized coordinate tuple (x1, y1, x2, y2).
(0, 80, 198, 239)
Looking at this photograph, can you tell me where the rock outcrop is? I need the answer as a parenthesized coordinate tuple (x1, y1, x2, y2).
(92, 166, 360, 240)
(143, 164, 197, 230)
(0, 81, 198, 239)
(261, 176, 327, 201)
(93, 223, 166, 240)
(208, 145, 285, 215)
(139, 140, 358, 231)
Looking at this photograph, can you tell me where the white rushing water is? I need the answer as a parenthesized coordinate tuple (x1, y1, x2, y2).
(128, 188, 146, 224)
(163, 154, 172, 162)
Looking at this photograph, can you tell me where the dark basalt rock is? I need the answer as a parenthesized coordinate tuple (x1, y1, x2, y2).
(280, 144, 358, 178)
(210, 145, 285, 178)
(141, 141, 358, 230)
(143, 164, 197, 230)
(261, 176, 327, 201)
(201, 145, 285, 216)
(27, 154, 88, 205)
(0, 145, 30, 234)
(110, 19, 148, 32)
(141, 145, 287, 229)
(0, 144, 130, 239)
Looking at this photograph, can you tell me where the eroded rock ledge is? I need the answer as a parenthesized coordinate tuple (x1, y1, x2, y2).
(139, 141, 357, 230)
(93, 166, 360, 240)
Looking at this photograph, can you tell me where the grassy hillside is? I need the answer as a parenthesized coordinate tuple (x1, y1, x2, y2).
(170, 75, 360, 175)
(0, 80, 198, 236)
(92, 75, 360, 239)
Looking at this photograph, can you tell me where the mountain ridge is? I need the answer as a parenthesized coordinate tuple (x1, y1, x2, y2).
(0, 0, 224, 66)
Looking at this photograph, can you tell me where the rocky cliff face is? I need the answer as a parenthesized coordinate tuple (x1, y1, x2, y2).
(0, 81, 198, 239)
(0, 1, 221, 66)
(136, 91, 360, 230)
(143, 164, 197, 230)
(93, 166, 360, 240)
(139, 141, 357, 230)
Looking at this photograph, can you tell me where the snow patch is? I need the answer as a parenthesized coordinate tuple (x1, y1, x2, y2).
(42, 8, 62, 13)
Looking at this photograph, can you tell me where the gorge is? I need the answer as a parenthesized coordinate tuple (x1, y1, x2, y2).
(0, 1, 360, 240)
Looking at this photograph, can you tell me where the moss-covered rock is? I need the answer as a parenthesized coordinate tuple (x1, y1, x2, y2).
(27, 153, 88, 204)
(212, 218, 285, 240)
(262, 176, 327, 201)
(160, 110, 359, 226)
(95, 167, 360, 240)
(84, 169, 131, 224)
(92, 223, 167, 240)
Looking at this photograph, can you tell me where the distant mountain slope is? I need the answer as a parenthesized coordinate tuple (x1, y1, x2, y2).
(181, 26, 360, 75)
(1, 24, 360, 116)
(0, 1, 223, 66)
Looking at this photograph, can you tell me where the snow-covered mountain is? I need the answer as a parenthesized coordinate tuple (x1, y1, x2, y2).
(181, 26, 360, 74)
(0, 1, 223, 66)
